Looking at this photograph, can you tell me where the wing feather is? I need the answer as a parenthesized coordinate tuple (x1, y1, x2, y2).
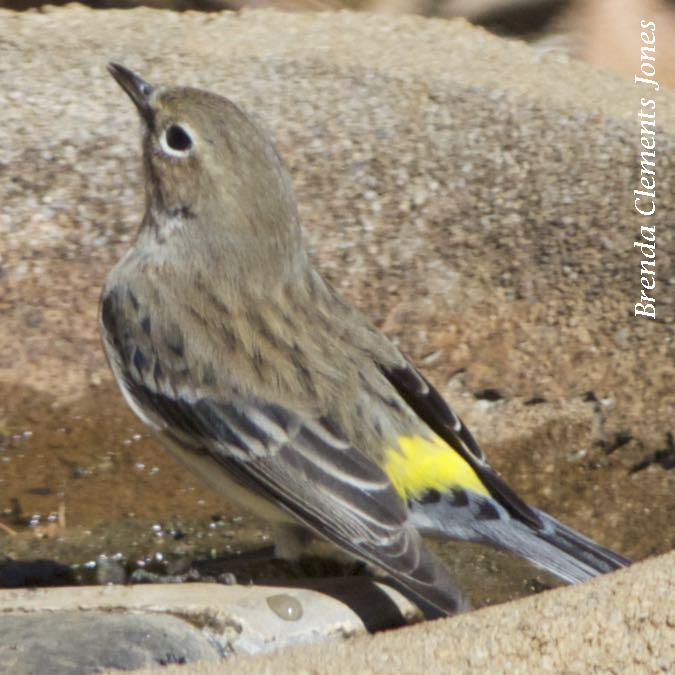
(379, 363, 543, 530)
(100, 286, 466, 615)
(127, 378, 464, 614)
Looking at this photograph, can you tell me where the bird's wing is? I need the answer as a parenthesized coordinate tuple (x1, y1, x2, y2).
(99, 288, 464, 615)
(378, 361, 543, 529)
(129, 378, 466, 615)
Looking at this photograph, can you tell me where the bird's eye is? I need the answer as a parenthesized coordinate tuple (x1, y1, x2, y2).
(162, 124, 193, 155)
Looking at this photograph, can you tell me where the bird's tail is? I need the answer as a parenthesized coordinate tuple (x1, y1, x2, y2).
(409, 489, 630, 584)
(521, 506, 629, 581)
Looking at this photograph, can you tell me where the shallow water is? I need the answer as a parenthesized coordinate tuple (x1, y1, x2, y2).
(0, 381, 647, 610)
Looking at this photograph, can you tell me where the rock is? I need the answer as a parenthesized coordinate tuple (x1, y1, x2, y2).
(0, 611, 220, 673)
(0, 579, 418, 671)
(216, 551, 675, 674)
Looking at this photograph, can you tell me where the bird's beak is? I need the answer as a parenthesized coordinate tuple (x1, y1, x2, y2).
(108, 63, 155, 127)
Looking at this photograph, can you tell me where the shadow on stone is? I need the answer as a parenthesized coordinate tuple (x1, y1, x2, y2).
(0, 559, 74, 588)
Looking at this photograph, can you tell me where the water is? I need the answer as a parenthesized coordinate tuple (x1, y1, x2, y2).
(0, 381, 650, 610)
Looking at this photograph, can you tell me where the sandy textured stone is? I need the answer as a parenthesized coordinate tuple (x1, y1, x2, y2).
(2, 555, 670, 674)
(1, 6, 673, 403)
(125, 551, 675, 674)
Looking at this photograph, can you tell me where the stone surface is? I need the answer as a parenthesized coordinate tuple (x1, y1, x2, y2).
(0, 580, 417, 672)
(0, 611, 220, 674)
(128, 551, 675, 674)
(1, 554, 671, 673)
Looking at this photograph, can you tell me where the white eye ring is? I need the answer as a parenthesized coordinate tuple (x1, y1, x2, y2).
(160, 123, 195, 158)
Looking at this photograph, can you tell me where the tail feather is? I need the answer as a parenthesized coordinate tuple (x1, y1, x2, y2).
(531, 507, 630, 578)
(409, 489, 630, 584)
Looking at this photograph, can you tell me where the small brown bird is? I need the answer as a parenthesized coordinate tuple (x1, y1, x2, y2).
(100, 63, 629, 617)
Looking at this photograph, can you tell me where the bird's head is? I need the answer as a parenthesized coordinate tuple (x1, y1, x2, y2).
(108, 63, 304, 279)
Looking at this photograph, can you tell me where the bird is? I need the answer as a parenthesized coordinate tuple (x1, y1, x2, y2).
(100, 63, 630, 618)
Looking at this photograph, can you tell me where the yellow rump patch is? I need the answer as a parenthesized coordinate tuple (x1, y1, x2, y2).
(384, 434, 489, 499)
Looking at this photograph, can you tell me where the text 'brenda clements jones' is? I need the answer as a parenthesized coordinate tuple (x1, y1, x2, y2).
(634, 20, 657, 320)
